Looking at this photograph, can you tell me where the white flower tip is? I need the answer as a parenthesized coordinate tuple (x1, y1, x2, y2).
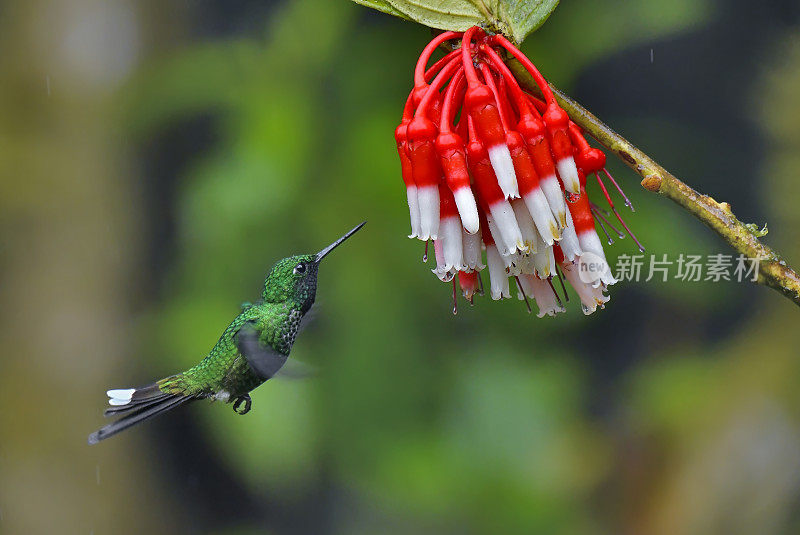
(487, 144, 520, 200)
(558, 236, 582, 264)
(461, 229, 485, 270)
(511, 198, 541, 254)
(415, 232, 436, 241)
(577, 232, 616, 286)
(528, 276, 565, 318)
(416, 186, 440, 242)
(406, 186, 421, 239)
(440, 217, 465, 274)
(539, 173, 568, 225)
(565, 178, 581, 195)
(453, 188, 480, 234)
(556, 157, 581, 195)
(581, 293, 611, 315)
(556, 210, 568, 229)
(489, 203, 524, 257)
(463, 222, 480, 235)
(431, 267, 456, 282)
(548, 221, 560, 244)
(486, 244, 511, 300)
(537, 306, 565, 318)
(562, 263, 611, 314)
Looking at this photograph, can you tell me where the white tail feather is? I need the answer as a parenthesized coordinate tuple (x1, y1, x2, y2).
(106, 388, 135, 405)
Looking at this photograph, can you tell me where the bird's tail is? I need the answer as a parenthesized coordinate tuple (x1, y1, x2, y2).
(88, 379, 196, 444)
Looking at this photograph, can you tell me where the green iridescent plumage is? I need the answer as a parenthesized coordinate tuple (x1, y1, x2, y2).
(159, 255, 316, 398)
(89, 223, 365, 444)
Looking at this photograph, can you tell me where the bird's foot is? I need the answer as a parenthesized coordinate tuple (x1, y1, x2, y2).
(232, 394, 252, 415)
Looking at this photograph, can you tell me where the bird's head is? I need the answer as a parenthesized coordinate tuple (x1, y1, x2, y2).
(261, 222, 365, 312)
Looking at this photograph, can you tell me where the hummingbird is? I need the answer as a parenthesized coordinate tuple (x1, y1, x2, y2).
(88, 222, 366, 444)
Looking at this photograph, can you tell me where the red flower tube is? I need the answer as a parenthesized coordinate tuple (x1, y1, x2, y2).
(395, 93, 421, 238)
(478, 59, 561, 247)
(407, 55, 462, 240)
(466, 116, 524, 255)
(493, 35, 581, 195)
(435, 69, 480, 234)
(432, 182, 465, 282)
(391, 26, 642, 316)
(478, 204, 511, 300)
(396, 47, 465, 240)
(480, 45, 569, 227)
(457, 270, 479, 302)
(461, 27, 519, 200)
(566, 176, 617, 287)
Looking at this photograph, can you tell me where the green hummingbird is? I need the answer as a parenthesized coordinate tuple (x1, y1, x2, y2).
(88, 222, 365, 444)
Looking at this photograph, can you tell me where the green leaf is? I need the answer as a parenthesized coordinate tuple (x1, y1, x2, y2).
(496, 0, 560, 43)
(350, 0, 412, 21)
(385, 0, 483, 31)
(352, 0, 559, 43)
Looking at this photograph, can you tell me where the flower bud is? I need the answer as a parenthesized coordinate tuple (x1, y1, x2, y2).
(395, 122, 421, 238)
(435, 131, 479, 234)
(464, 84, 519, 199)
(467, 135, 525, 254)
(507, 131, 561, 245)
(407, 116, 442, 240)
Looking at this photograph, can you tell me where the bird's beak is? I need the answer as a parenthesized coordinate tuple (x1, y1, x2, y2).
(315, 221, 366, 263)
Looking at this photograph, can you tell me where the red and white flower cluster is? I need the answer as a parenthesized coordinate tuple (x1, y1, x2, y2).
(395, 27, 643, 316)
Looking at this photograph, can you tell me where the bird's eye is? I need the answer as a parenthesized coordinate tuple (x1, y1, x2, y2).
(293, 262, 307, 275)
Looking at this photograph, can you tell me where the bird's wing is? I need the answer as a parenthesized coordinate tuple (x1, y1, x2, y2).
(236, 322, 288, 380)
(274, 359, 319, 380)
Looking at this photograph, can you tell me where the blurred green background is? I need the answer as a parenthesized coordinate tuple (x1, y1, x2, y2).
(1, 1, 800, 533)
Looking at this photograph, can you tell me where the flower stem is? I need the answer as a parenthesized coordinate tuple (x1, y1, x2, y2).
(507, 58, 800, 308)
